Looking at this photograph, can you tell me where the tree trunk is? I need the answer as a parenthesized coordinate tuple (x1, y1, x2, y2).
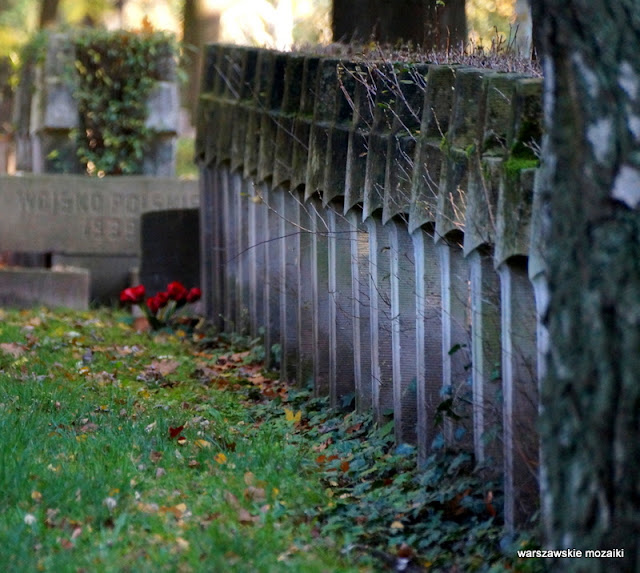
(331, 0, 465, 49)
(39, 0, 60, 29)
(532, 1, 640, 569)
(182, 0, 220, 124)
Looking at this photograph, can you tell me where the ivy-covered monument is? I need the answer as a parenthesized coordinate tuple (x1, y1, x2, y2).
(13, 30, 180, 177)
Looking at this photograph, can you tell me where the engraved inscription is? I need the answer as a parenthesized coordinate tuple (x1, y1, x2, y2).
(84, 217, 137, 243)
(19, 189, 105, 215)
(18, 188, 198, 217)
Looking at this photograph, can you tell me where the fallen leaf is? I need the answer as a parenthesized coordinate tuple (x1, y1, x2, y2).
(390, 520, 404, 530)
(150, 450, 163, 463)
(0, 342, 25, 358)
(346, 422, 363, 434)
(237, 508, 260, 525)
(224, 491, 240, 507)
(169, 425, 185, 439)
(340, 460, 350, 472)
(194, 439, 212, 449)
(284, 409, 301, 423)
(150, 359, 180, 377)
(244, 486, 266, 503)
(214, 452, 227, 464)
(244, 471, 255, 486)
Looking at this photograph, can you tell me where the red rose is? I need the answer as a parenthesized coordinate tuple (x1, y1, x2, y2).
(186, 287, 201, 303)
(146, 296, 160, 315)
(167, 281, 188, 302)
(147, 292, 169, 315)
(120, 285, 145, 304)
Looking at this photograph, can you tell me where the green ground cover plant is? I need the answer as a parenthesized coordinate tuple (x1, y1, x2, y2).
(0, 308, 544, 572)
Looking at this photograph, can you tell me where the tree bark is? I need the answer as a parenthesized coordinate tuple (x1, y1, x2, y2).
(532, 1, 640, 569)
(181, 0, 220, 124)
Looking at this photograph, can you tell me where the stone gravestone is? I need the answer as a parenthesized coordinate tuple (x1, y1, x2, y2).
(139, 209, 200, 298)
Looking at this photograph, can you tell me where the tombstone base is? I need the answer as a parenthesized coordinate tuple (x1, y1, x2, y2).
(0, 266, 89, 310)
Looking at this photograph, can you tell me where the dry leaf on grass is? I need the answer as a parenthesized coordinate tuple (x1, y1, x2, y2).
(0, 342, 25, 358)
(149, 359, 180, 377)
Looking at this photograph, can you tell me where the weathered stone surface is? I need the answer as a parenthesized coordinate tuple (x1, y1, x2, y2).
(0, 266, 89, 310)
(409, 65, 459, 232)
(42, 80, 78, 130)
(231, 49, 259, 172)
(389, 220, 418, 444)
(145, 81, 179, 133)
(344, 63, 376, 211)
(438, 240, 473, 450)
(52, 253, 137, 304)
(464, 156, 501, 254)
(257, 54, 288, 183)
(273, 55, 306, 188)
(498, 260, 538, 529)
(383, 64, 429, 223)
(323, 62, 357, 205)
(290, 56, 321, 192)
(412, 227, 442, 462)
(244, 50, 275, 178)
(328, 206, 355, 405)
(0, 175, 198, 255)
(348, 209, 372, 411)
(468, 250, 502, 469)
(495, 167, 536, 266)
(367, 217, 394, 424)
(306, 58, 342, 200)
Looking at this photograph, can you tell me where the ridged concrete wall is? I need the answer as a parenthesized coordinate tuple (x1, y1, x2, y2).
(197, 44, 546, 530)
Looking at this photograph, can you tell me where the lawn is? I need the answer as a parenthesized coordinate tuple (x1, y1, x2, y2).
(0, 307, 544, 572)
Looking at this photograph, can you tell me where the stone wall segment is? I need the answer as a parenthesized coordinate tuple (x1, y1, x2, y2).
(196, 45, 546, 532)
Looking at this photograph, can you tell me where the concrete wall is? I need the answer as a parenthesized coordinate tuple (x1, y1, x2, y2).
(197, 44, 546, 531)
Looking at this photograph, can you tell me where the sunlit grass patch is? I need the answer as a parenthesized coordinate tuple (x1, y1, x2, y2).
(0, 307, 360, 572)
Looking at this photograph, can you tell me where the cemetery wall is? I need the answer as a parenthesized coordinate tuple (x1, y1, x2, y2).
(197, 44, 546, 531)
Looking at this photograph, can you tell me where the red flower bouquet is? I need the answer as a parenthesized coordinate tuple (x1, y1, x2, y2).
(120, 281, 201, 330)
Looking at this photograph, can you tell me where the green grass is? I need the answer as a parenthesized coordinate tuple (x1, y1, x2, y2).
(0, 307, 545, 572)
(0, 308, 361, 572)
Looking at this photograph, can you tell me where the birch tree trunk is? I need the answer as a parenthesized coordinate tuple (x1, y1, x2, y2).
(532, 2, 640, 569)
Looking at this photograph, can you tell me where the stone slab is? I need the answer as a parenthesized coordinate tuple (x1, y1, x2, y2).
(52, 253, 137, 305)
(0, 175, 199, 255)
(0, 266, 89, 310)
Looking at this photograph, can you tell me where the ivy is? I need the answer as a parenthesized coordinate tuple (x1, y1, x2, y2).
(71, 28, 177, 176)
